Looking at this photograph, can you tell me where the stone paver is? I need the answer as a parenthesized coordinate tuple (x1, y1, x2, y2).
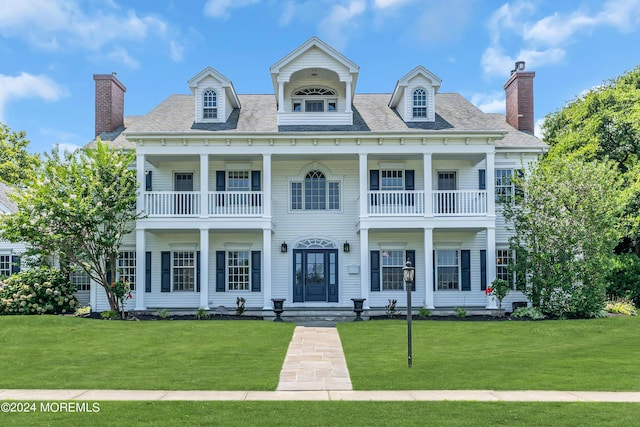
(276, 326, 352, 391)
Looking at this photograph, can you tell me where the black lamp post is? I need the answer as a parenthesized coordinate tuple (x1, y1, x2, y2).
(403, 260, 415, 368)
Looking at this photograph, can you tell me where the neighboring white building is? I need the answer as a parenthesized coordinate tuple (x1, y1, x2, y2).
(91, 37, 546, 315)
(0, 182, 24, 278)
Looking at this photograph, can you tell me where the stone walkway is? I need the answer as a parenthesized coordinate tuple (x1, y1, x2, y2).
(276, 326, 352, 391)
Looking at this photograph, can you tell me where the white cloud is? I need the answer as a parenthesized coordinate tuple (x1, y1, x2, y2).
(319, 0, 366, 50)
(0, 0, 180, 63)
(373, 0, 414, 9)
(534, 117, 545, 139)
(0, 72, 67, 121)
(169, 40, 184, 62)
(104, 48, 140, 69)
(483, 0, 640, 77)
(203, 0, 260, 19)
(471, 91, 505, 114)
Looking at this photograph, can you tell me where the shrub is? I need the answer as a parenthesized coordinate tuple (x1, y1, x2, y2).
(418, 306, 431, 317)
(606, 253, 640, 307)
(74, 305, 91, 317)
(605, 298, 637, 316)
(510, 306, 546, 320)
(156, 308, 169, 319)
(196, 307, 209, 320)
(454, 307, 466, 318)
(385, 299, 397, 318)
(235, 297, 246, 316)
(0, 266, 78, 315)
(100, 310, 120, 320)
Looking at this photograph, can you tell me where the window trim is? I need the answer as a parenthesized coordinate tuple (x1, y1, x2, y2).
(202, 88, 218, 120)
(0, 254, 11, 278)
(288, 167, 343, 213)
(172, 250, 196, 292)
(117, 250, 137, 291)
(226, 249, 251, 292)
(380, 248, 407, 291)
(412, 87, 427, 119)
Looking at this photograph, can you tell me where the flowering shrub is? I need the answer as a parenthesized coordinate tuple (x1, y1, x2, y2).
(486, 278, 510, 314)
(0, 267, 78, 315)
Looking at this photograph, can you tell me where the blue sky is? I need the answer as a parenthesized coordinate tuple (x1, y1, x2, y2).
(1, 0, 640, 153)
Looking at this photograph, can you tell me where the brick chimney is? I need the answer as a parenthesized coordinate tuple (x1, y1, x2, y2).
(93, 73, 126, 138)
(504, 61, 535, 134)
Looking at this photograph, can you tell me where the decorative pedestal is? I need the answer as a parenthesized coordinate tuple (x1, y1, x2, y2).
(271, 298, 286, 322)
(351, 298, 366, 321)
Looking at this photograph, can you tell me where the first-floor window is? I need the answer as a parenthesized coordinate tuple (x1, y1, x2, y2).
(173, 251, 195, 291)
(382, 250, 404, 290)
(437, 250, 459, 290)
(228, 250, 250, 291)
(70, 268, 91, 292)
(118, 251, 136, 290)
(0, 255, 12, 277)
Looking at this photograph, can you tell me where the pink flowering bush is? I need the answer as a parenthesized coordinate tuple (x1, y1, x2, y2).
(0, 267, 78, 315)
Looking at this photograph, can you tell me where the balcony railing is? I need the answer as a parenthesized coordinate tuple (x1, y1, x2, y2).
(145, 192, 201, 217)
(433, 190, 487, 215)
(367, 191, 425, 215)
(209, 191, 263, 216)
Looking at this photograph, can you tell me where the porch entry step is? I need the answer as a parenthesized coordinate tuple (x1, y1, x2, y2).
(277, 326, 353, 391)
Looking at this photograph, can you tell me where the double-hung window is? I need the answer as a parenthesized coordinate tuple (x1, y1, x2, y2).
(203, 89, 217, 119)
(228, 250, 250, 291)
(173, 251, 195, 291)
(118, 251, 136, 290)
(291, 170, 340, 211)
(436, 249, 459, 290)
(381, 250, 405, 290)
(0, 255, 11, 278)
(412, 88, 427, 118)
(495, 169, 513, 203)
(70, 267, 91, 292)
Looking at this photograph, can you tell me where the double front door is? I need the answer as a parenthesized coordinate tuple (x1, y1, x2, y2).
(293, 249, 338, 303)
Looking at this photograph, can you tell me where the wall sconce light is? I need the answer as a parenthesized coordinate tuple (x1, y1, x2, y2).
(343, 241, 350, 253)
(281, 242, 288, 253)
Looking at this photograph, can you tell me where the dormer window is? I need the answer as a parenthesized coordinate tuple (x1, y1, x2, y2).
(203, 89, 217, 119)
(292, 87, 337, 113)
(412, 88, 427, 118)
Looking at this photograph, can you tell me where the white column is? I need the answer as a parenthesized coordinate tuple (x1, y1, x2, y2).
(262, 228, 272, 310)
(423, 153, 432, 217)
(424, 227, 434, 309)
(486, 227, 497, 309)
(263, 154, 272, 219)
(278, 81, 285, 113)
(359, 228, 369, 309)
(486, 152, 495, 217)
(359, 153, 368, 218)
(136, 153, 145, 215)
(135, 228, 146, 310)
(345, 79, 352, 113)
(199, 228, 210, 309)
(200, 154, 209, 218)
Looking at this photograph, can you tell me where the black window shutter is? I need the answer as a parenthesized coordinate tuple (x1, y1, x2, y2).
(515, 248, 526, 291)
(216, 171, 226, 191)
(251, 171, 261, 191)
(145, 252, 152, 292)
(480, 250, 487, 291)
(461, 250, 471, 291)
(479, 169, 486, 190)
(196, 251, 201, 292)
(161, 251, 171, 292)
(370, 250, 380, 292)
(251, 251, 261, 292)
(405, 170, 415, 190)
(106, 258, 113, 285)
(433, 250, 436, 291)
(369, 170, 379, 190)
(406, 250, 416, 291)
(216, 251, 225, 292)
(145, 171, 153, 191)
(11, 255, 20, 274)
(515, 169, 525, 201)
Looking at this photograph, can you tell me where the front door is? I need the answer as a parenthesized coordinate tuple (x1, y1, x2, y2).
(293, 249, 338, 303)
(174, 172, 194, 214)
(437, 171, 457, 213)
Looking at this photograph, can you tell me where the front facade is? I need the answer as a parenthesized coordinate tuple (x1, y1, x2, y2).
(90, 37, 545, 315)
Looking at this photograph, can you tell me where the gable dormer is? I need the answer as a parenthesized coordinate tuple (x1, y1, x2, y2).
(188, 67, 240, 124)
(270, 37, 359, 126)
(389, 66, 442, 123)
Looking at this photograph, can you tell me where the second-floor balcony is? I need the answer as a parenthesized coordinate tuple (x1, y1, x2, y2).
(145, 191, 264, 217)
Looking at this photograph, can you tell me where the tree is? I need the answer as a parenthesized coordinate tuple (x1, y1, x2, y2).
(0, 140, 141, 314)
(542, 65, 640, 252)
(0, 123, 40, 186)
(503, 156, 623, 318)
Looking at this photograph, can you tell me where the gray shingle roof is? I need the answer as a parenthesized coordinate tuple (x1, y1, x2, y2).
(96, 92, 546, 149)
(0, 181, 18, 213)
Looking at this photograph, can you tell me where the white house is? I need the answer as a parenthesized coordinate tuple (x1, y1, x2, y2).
(0, 182, 24, 278)
(90, 37, 545, 316)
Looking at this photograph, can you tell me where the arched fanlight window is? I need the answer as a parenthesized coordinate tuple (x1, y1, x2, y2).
(293, 88, 337, 96)
(412, 88, 427, 118)
(203, 89, 217, 119)
(292, 88, 338, 112)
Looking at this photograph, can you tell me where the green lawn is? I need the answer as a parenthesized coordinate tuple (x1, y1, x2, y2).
(0, 316, 295, 390)
(1, 401, 639, 426)
(338, 316, 640, 391)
